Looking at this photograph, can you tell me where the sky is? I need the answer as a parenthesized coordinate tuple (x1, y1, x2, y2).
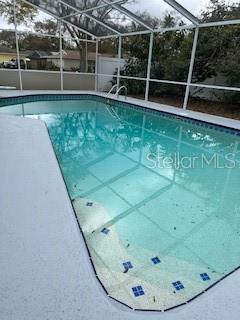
(0, 0, 238, 30)
(123, 0, 238, 20)
(123, 0, 211, 18)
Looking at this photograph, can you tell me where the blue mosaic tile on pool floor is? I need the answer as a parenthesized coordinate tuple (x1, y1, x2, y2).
(200, 273, 210, 281)
(132, 286, 145, 297)
(101, 227, 110, 235)
(123, 261, 133, 269)
(172, 281, 184, 291)
(86, 202, 93, 207)
(151, 256, 161, 264)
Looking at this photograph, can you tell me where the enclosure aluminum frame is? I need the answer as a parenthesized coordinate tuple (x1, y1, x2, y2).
(5, 0, 240, 111)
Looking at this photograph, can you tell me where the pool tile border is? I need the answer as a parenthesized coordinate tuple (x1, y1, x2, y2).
(0, 93, 240, 137)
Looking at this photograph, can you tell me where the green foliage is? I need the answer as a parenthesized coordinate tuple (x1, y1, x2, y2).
(193, 24, 240, 87)
(119, 19, 193, 97)
(99, 39, 118, 56)
(17, 33, 59, 51)
(201, 0, 240, 22)
(0, 30, 16, 48)
(193, 0, 240, 102)
(0, 0, 37, 25)
(122, 34, 150, 78)
(150, 29, 193, 93)
(120, 1, 240, 103)
(34, 19, 58, 35)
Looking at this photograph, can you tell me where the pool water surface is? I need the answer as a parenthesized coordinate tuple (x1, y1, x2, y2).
(1, 96, 240, 311)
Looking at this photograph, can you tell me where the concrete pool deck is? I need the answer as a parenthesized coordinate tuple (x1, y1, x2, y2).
(0, 101, 240, 319)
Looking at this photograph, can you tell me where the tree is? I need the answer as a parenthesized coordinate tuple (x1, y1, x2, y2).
(0, 0, 134, 72)
(57, 0, 133, 72)
(0, 30, 16, 48)
(117, 1, 240, 103)
(34, 19, 58, 35)
(0, 0, 37, 25)
(117, 12, 189, 97)
(201, 0, 240, 22)
(193, 0, 240, 102)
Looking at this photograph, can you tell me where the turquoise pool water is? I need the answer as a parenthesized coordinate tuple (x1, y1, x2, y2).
(1, 96, 240, 311)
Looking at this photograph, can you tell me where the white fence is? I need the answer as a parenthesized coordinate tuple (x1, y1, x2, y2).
(0, 69, 95, 90)
(97, 56, 125, 91)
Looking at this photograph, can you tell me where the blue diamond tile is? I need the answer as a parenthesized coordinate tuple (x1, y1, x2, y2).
(172, 281, 184, 291)
(200, 273, 210, 281)
(86, 202, 93, 207)
(123, 261, 133, 270)
(151, 256, 161, 264)
(101, 228, 110, 235)
(132, 286, 144, 297)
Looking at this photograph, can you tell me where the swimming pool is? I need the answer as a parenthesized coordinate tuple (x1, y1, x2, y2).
(1, 94, 240, 311)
